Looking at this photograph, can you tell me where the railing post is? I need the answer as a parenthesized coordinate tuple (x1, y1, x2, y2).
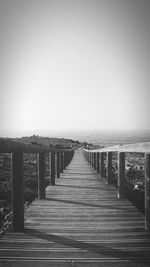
(56, 152, 60, 178)
(72, 150, 74, 161)
(60, 152, 64, 172)
(118, 152, 125, 199)
(96, 152, 100, 173)
(67, 152, 69, 166)
(50, 152, 55, 185)
(64, 152, 67, 169)
(100, 152, 105, 177)
(38, 152, 46, 199)
(145, 153, 150, 231)
(91, 153, 93, 166)
(63, 152, 66, 169)
(89, 152, 91, 164)
(90, 152, 92, 165)
(92, 153, 94, 168)
(94, 153, 96, 170)
(11, 152, 24, 232)
(91, 152, 93, 166)
(106, 152, 112, 184)
(69, 151, 72, 165)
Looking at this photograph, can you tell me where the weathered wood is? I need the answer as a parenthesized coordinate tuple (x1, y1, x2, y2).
(11, 152, 24, 232)
(145, 153, 150, 231)
(106, 152, 112, 184)
(50, 152, 55, 185)
(89, 152, 92, 164)
(96, 152, 100, 173)
(100, 152, 105, 177)
(64, 152, 67, 169)
(92, 153, 94, 168)
(93, 153, 96, 170)
(56, 152, 60, 178)
(67, 151, 70, 166)
(38, 152, 46, 199)
(1, 150, 150, 265)
(118, 152, 125, 199)
(68, 151, 73, 165)
(90, 153, 92, 166)
(88, 151, 90, 163)
(60, 152, 64, 172)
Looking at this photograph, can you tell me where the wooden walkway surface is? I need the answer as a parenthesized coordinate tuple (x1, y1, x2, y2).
(0, 149, 150, 266)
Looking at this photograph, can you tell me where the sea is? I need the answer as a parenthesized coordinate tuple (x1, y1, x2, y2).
(1, 129, 150, 147)
(39, 129, 150, 147)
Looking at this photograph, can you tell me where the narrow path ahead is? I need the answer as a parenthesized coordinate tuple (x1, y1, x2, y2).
(0, 149, 150, 266)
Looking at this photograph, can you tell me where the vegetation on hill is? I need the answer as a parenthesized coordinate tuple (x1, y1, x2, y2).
(12, 135, 80, 148)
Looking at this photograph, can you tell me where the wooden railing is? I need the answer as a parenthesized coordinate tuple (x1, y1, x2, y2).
(0, 138, 74, 232)
(82, 142, 150, 231)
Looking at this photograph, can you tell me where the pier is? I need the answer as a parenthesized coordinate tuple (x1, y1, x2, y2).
(0, 142, 150, 266)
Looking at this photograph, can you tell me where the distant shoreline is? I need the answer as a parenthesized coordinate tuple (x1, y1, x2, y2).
(0, 129, 150, 147)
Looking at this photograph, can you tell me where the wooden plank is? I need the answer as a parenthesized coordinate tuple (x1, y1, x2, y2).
(1, 149, 150, 266)
(50, 152, 55, 185)
(60, 152, 64, 173)
(11, 152, 24, 232)
(106, 152, 112, 184)
(38, 152, 46, 199)
(100, 152, 106, 178)
(96, 152, 100, 173)
(56, 152, 60, 178)
(118, 152, 125, 199)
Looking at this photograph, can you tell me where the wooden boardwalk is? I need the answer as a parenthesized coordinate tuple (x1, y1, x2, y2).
(0, 149, 150, 266)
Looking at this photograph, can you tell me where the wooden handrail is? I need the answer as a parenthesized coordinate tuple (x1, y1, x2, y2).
(83, 141, 150, 153)
(0, 139, 74, 233)
(82, 142, 150, 231)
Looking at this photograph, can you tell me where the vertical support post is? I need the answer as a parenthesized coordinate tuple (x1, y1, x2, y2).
(100, 152, 105, 177)
(92, 153, 94, 168)
(106, 152, 112, 184)
(91, 153, 93, 166)
(61, 152, 64, 172)
(11, 152, 24, 232)
(57, 152, 60, 178)
(50, 152, 55, 185)
(64, 152, 67, 169)
(69, 151, 72, 164)
(118, 152, 125, 199)
(38, 152, 46, 199)
(89, 152, 91, 163)
(67, 152, 70, 166)
(94, 153, 96, 170)
(97, 152, 100, 173)
(145, 153, 150, 231)
(89, 152, 91, 164)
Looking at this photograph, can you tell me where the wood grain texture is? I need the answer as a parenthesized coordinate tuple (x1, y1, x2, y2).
(0, 149, 150, 266)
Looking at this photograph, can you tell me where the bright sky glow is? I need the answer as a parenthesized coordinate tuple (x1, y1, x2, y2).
(0, 0, 150, 136)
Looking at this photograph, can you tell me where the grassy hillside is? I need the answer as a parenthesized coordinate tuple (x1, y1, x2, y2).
(12, 135, 80, 148)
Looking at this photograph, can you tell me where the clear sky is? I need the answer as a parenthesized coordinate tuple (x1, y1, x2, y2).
(0, 0, 150, 137)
